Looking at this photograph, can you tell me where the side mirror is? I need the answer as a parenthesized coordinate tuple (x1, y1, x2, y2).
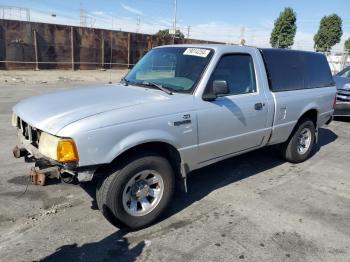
(213, 80, 229, 95)
(203, 80, 229, 101)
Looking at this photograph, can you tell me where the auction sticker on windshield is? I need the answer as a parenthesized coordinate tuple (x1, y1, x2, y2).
(183, 48, 210, 58)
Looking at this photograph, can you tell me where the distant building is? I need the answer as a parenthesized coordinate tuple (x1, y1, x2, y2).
(326, 53, 350, 74)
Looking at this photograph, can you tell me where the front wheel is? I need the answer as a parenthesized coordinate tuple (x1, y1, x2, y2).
(96, 153, 175, 229)
(281, 119, 316, 163)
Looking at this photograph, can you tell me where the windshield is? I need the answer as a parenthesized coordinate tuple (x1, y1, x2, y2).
(125, 47, 213, 93)
(336, 66, 350, 78)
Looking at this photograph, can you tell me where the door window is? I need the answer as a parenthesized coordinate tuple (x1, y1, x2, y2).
(207, 54, 257, 95)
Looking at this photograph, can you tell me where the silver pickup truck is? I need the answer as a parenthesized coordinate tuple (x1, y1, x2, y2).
(12, 44, 336, 229)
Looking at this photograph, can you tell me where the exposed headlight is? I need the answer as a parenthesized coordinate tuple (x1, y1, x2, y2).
(11, 113, 18, 127)
(39, 132, 79, 163)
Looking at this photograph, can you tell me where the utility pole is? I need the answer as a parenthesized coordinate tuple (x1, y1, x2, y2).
(70, 27, 75, 71)
(172, 0, 177, 44)
(249, 29, 255, 46)
(136, 15, 140, 33)
(33, 30, 39, 71)
(239, 26, 245, 45)
(109, 16, 114, 84)
(186, 25, 191, 39)
(80, 3, 86, 27)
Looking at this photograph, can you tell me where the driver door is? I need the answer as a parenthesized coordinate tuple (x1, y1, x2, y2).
(196, 53, 269, 163)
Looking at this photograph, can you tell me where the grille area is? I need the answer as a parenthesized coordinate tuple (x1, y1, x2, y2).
(337, 89, 350, 102)
(17, 118, 41, 148)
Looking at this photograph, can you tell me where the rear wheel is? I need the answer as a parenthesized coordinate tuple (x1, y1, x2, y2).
(96, 153, 175, 229)
(281, 119, 316, 163)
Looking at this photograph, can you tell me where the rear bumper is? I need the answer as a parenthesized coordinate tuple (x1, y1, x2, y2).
(334, 102, 350, 117)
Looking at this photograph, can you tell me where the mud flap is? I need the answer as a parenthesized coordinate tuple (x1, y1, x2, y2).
(180, 162, 189, 192)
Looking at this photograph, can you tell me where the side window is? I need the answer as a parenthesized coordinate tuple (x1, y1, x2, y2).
(304, 52, 334, 88)
(261, 50, 305, 91)
(208, 54, 257, 95)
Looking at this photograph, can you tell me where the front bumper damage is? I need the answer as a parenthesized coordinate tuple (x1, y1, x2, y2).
(13, 134, 97, 186)
(30, 166, 60, 186)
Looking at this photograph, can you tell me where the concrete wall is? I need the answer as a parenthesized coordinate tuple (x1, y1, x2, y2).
(0, 19, 221, 70)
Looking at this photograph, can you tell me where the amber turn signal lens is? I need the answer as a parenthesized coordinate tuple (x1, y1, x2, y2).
(57, 139, 79, 163)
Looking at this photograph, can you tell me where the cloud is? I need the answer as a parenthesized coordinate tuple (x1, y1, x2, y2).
(121, 3, 142, 16)
(334, 32, 350, 53)
(185, 20, 347, 52)
(293, 31, 315, 50)
(157, 18, 172, 27)
(28, 9, 79, 26)
(185, 21, 272, 47)
(91, 11, 105, 16)
(17, 9, 348, 52)
(259, 19, 274, 30)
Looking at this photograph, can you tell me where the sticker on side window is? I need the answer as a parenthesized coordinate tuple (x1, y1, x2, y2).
(183, 48, 210, 58)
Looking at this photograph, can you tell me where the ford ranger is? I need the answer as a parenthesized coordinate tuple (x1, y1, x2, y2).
(11, 44, 336, 229)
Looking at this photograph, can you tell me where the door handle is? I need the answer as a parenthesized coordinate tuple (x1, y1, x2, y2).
(254, 102, 264, 110)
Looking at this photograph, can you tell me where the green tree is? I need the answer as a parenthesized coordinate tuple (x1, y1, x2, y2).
(155, 29, 184, 39)
(270, 7, 297, 48)
(344, 38, 350, 53)
(314, 14, 343, 52)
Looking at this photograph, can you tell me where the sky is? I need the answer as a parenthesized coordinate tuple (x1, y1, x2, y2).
(0, 0, 349, 52)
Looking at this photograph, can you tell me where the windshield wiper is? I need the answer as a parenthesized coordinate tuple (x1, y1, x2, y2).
(120, 77, 129, 86)
(142, 81, 173, 95)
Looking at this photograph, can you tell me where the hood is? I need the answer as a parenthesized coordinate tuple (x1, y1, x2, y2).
(13, 84, 172, 134)
(334, 76, 350, 90)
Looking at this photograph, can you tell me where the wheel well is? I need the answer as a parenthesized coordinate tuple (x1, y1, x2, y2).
(101, 142, 182, 180)
(283, 109, 318, 144)
(299, 109, 318, 127)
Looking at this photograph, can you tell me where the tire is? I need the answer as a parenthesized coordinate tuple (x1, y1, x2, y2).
(96, 153, 175, 230)
(281, 119, 316, 163)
